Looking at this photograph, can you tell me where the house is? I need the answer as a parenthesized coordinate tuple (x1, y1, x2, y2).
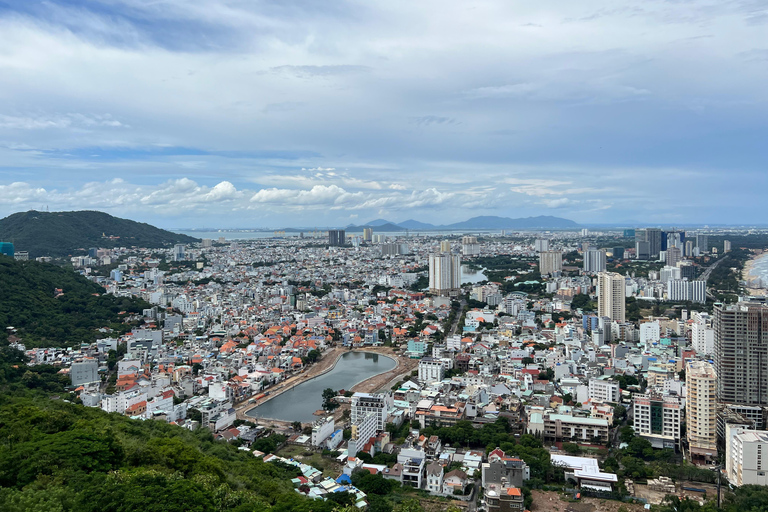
(425, 462, 443, 494)
(485, 483, 524, 512)
(482, 448, 530, 488)
(443, 469, 468, 495)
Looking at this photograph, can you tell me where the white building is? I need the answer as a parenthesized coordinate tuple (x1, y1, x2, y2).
(632, 393, 683, 449)
(350, 392, 392, 432)
(429, 253, 461, 296)
(691, 312, 715, 355)
(597, 272, 625, 323)
(583, 250, 607, 273)
(686, 360, 718, 465)
(311, 416, 335, 447)
(667, 279, 706, 303)
(640, 321, 661, 345)
(729, 429, 768, 486)
(534, 239, 550, 252)
(418, 358, 445, 384)
(462, 236, 480, 257)
(539, 251, 563, 276)
(588, 379, 620, 404)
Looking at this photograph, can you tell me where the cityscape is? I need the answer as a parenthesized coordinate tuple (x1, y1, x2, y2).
(2, 1, 768, 512)
(4, 220, 768, 512)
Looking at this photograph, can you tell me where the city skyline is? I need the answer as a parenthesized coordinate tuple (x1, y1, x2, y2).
(2, 1, 768, 227)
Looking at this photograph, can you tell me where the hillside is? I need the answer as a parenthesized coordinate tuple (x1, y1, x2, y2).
(0, 257, 150, 347)
(444, 215, 579, 230)
(0, 210, 198, 258)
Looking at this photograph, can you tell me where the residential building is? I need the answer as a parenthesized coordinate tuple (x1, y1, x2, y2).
(729, 429, 768, 486)
(715, 302, 768, 406)
(583, 250, 606, 273)
(686, 360, 718, 465)
(667, 279, 706, 303)
(636, 228, 662, 259)
(462, 236, 480, 256)
(633, 392, 682, 449)
(691, 312, 715, 355)
(328, 229, 346, 247)
(350, 392, 392, 432)
(482, 448, 530, 488)
(418, 358, 445, 384)
(539, 250, 563, 276)
(588, 378, 620, 404)
(428, 252, 461, 296)
(540, 412, 610, 444)
(425, 462, 443, 494)
(597, 272, 625, 323)
(485, 483, 524, 512)
(363, 228, 373, 242)
(534, 239, 549, 252)
(70, 358, 99, 386)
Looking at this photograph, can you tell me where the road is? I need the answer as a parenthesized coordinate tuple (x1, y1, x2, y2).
(449, 299, 467, 336)
(699, 255, 727, 300)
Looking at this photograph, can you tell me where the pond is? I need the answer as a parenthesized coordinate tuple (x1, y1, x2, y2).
(246, 351, 397, 423)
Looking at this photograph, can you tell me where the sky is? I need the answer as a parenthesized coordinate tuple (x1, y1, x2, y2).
(0, 1, 767, 229)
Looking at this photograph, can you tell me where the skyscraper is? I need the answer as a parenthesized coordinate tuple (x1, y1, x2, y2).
(172, 244, 185, 262)
(440, 241, 451, 253)
(714, 302, 768, 406)
(538, 250, 563, 276)
(686, 360, 718, 465)
(583, 249, 607, 273)
(363, 228, 373, 242)
(429, 252, 461, 296)
(534, 239, 549, 252)
(328, 229, 346, 247)
(636, 228, 662, 259)
(597, 272, 625, 323)
(696, 234, 709, 253)
(461, 236, 480, 256)
(666, 246, 682, 267)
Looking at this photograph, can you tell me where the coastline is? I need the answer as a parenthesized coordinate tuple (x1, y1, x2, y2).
(742, 250, 768, 296)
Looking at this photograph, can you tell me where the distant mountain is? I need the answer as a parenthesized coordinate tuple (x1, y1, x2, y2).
(364, 218, 398, 227)
(0, 210, 199, 258)
(443, 215, 579, 230)
(346, 222, 405, 232)
(397, 219, 437, 230)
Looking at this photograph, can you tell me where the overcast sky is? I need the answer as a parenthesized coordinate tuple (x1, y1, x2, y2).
(0, 1, 766, 228)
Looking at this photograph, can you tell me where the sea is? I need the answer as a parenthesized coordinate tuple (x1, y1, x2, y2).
(747, 252, 768, 288)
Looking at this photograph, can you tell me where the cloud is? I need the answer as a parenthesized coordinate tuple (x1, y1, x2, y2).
(409, 116, 460, 127)
(269, 65, 372, 78)
(0, 113, 126, 130)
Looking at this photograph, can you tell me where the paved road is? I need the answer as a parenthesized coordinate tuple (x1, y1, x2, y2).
(449, 299, 467, 336)
(699, 255, 727, 299)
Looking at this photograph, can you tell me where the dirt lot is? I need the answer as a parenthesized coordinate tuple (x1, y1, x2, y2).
(530, 490, 647, 512)
(633, 481, 716, 506)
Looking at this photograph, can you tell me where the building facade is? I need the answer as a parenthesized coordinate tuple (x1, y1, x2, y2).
(686, 360, 718, 465)
(597, 272, 625, 323)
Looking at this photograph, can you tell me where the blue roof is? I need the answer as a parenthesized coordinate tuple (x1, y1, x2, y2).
(336, 474, 352, 484)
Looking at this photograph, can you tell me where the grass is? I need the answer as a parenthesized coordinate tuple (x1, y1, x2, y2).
(275, 445, 342, 478)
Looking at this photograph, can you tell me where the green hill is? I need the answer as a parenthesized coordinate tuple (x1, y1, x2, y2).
(0, 210, 198, 258)
(0, 257, 150, 347)
(0, 351, 335, 512)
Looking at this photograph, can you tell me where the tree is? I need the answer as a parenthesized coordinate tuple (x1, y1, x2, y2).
(322, 388, 339, 412)
(291, 421, 303, 431)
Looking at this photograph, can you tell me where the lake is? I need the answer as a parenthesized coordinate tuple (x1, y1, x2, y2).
(246, 351, 397, 423)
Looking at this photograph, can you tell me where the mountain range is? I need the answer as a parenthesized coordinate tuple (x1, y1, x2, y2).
(345, 215, 579, 232)
(0, 210, 199, 259)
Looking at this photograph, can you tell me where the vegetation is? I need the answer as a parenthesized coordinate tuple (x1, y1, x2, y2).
(0, 210, 198, 258)
(0, 258, 151, 347)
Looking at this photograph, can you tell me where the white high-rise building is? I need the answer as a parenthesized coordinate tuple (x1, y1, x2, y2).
(729, 429, 768, 486)
(597, 272, 625, 323)
(418, 358, 445, 384)
(686, 360, 718, 465)
(691, 312, 715, 354)
(534, 239, 550, 252)
(633, 392, 683, 449)
(172, 244, 186, 261)
(667, 279, 706, 303)
(429, 253, 461, 296)
(462, 236, 480, 256)
(583, 250, 607, 273)
(350, 393, 393, 432)
(538, 250, 563, 276)
(588, 378, 620, 403)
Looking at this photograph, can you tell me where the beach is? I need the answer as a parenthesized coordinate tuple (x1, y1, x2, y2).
(743, 250, 768, 295)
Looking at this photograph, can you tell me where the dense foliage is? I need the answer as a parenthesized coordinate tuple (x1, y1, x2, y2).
(0, 258, 151, 347)
(0, 210, 198, 258)
(0, 349, 355, 512)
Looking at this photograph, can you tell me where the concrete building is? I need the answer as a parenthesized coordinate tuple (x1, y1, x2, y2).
(539, 250, 563, 276)
(729, 429, 768, 486)
(686, 360, 718, 465)
(328, 229, 346, 247)
(311, 416, 335, 447)
(350, 392, 392, 433)
(636, 228, 662, 259)
(588, 378, 620, 404)
(428, 252, 461, 296)
(597, 272, 625, 323)
(418, 358, 445, 384)
(70, 358, 99, 386)
(541, 413, 610, 444)
(633, 392, 683, 449)
(715, 302, 768, 406)
(667, 279, 706, 303)
(583, 250, 607, 274)
(462, 236, 480, 256)
(691, 312, 715, 355)
(172, 244, 186, 262)
(363, 227, 373, 242)
(485, 483, 524, 512)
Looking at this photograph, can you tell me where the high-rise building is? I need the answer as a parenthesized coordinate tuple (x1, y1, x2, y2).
(534, 239, 550, 252)
(597, 272, 625, 323)
(172, 244, 186, 262)
(350, 392, 393, 433)
(666, 246, 682, 267)
(667, 279, 706, 303)
(696, 234, 709, 253)
(633, 392, 683, 449)
(583, 249, 607, 273)
(462, 236, 480, 256)
(429, 253, 461, 296)
(691, 312, 715, 354)
(636, 228, 662, 259)
(729, 429, 768, 486)
(440, 241, 452, 253)
(686, 360, 718, 465)
(328, 229, 346, 247)
(635, 241, 650, 260)
(201, 238, 213, 248)
(363, 228, 373, 242)
(724, 240, 732, 253)
(612, 247, 625, 260)
(538, 250, 563, 276)
(715, 303, 768, 406)
(623, 229, 635, 239)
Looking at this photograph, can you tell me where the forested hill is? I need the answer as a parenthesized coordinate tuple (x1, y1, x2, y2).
(0, 348, 334, 512)
(0, 257, 150, 347)
(0, 210, 198, 258)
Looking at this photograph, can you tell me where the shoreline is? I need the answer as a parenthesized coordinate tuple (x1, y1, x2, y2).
(237, 347, 403, 422)
(743, 250, 768, 295)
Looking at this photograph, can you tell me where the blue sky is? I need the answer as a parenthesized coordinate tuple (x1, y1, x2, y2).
(0, 0, 767, 228)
